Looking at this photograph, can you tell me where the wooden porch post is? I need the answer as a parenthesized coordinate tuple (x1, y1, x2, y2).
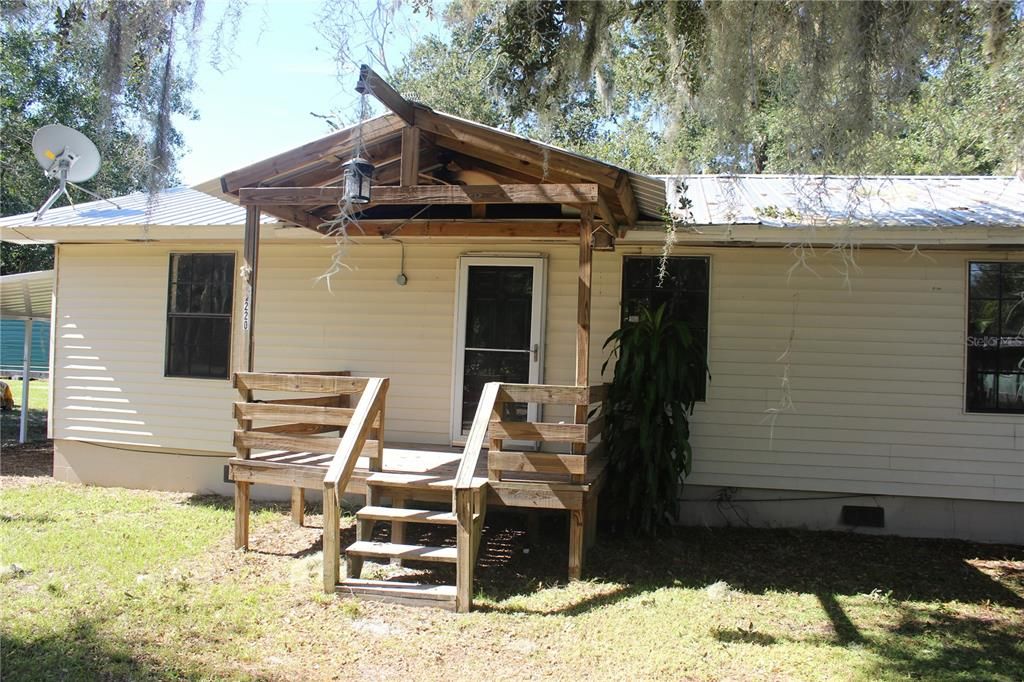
(234, 205, 261, 550)
(569, 206, 594, 580)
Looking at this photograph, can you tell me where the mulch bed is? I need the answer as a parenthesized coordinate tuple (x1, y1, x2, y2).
(0, 440, 53, 477)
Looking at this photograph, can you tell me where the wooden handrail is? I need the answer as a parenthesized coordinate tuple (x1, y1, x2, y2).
(323, 377, 389, 496)
(321, 376, 388, 592)
(495, 383, 609, 405)
(454, 381, 501, 492)
(235, 372, 369, 394)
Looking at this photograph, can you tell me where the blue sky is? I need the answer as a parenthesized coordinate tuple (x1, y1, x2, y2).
(175, 0, 444, 185)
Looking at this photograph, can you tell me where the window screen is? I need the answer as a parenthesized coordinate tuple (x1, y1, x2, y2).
(165, 253, 234, 379)
(621, 256, 710, 399)
(966, 262, 1024, 413)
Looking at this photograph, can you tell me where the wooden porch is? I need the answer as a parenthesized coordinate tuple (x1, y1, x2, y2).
(229, 371, 607, 612)
(219, 66, 647, 612)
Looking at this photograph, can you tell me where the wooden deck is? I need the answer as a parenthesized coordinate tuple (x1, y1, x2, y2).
(229, 442, 606, 509)
(229, 372, 607, 612)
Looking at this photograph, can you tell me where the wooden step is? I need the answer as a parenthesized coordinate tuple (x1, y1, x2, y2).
(337, 578, 456, 610)
(366, 471, 455, 490)
(366, 471, 488, 490)
(356, 506, 457, 525)
(345, 541, 457, 563)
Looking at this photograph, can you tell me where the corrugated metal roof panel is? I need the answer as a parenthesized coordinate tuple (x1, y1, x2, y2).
(630, 174, 668, 223)
(4, 174, 1020, 233)
(664, 175, 1024, 228)
(0, 186, 273, 228)
(0, 269, 54, 320)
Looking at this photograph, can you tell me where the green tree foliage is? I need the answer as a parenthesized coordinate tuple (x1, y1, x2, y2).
(1, 2, 196, 274)
(601, 304, 707, 535)
(430, 0, 1023, 175)
(391, 9, 668, 173)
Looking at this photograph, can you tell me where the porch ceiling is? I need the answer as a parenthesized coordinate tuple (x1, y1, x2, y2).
(219, 106, 659, 237)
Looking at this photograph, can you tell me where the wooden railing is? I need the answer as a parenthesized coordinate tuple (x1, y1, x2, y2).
(452, 381, 607, 612)
(322, 377, 388, 591)
(231, 371, 389, 591)
(453, 382, 500, 612)
(486, 383, 608, 483)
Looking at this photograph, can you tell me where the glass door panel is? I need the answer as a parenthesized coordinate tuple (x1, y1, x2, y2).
(453, 258, 544, 439)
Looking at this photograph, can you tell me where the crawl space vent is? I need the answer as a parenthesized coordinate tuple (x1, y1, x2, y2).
(841, 505, 885, 528)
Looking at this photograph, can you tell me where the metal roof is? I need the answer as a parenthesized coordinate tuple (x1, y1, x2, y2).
(0, 186, 275, 228)
(2, 174, 1020, 234)
(666, 175, 1024, 228)
(0, 269, 54, 320)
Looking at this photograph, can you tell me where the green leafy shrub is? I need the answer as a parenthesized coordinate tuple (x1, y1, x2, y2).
(600, 304, 707, 535)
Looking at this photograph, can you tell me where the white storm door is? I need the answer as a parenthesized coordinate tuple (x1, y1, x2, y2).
(452, 257, 545, 441)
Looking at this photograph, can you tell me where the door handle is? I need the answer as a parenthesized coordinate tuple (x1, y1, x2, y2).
(532, 343, 539, 361)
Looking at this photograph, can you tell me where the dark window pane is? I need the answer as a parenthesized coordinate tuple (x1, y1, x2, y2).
(465, 266, 532, 350)
(663, 257, 709, 291)
(996, 373, 1024, 411)
(621, 256, 710, 400)
(969, 299, 1000, 336)
(998, 342, 1024, 373)
(171, 253, 192, 284)
(966, 372, 999, 412)
(1002, 263, 1024, 298)
(461, 349, 529, 431)
(966, 262, 1024, 413)
(169, 282, 189, 314)
(1001, 297, 1024, 336)
(623, 294, 650, 323)
(969, 263, 1001, 298)
(166, 253, 233, 379)
(967, 342, 999, 374)
(624, 257, 653, 290)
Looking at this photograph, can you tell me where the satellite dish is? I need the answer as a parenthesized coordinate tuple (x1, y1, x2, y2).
(33, 124, 102, 182)
(31, 124, 119, 221)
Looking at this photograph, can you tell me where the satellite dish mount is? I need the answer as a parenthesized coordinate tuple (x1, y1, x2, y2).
(31, 124, 120, 221)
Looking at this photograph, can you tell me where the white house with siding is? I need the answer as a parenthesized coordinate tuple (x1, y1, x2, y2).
(2, 141, 1022, 546)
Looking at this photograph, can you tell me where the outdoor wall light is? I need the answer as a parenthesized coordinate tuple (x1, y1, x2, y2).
(343, 157, 374, 204)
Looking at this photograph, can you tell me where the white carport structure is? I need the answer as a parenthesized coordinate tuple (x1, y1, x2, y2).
(0, 269, 54, 443)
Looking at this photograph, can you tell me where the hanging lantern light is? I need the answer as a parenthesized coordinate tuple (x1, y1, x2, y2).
(343, 157, 374, 204)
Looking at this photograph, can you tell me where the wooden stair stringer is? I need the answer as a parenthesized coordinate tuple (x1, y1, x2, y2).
(337, 471, 492, 611)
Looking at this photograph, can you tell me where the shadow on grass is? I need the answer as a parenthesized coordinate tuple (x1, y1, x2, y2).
(174, 492, 1024, 679)
(1, 615, 271, 682)
(472, 521, 1024, 679)
(866, 602, 1024, 681)
(0, 406, 48, 445)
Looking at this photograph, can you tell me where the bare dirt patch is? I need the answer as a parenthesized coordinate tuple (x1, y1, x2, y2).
(0, 439, 53, 479)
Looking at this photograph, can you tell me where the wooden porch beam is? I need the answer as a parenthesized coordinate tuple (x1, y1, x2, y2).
(240, 205, 261, 373)
(575, 205, 593, 393)
(417, 111, 619, 187)
(596, 193, 619, 233)
(430, 135, 632, 226)
(220, 116, 404, 194)
(614, 171, 639, 228)
(259, 210, 583, 238)
(260, 205, 324, 231)
(239, 183, 598, 207)
(356, 64, 416, 126)
(259, 136, 404, 191)
(357, 219, 582, 238)
(400, 126, 420, 186)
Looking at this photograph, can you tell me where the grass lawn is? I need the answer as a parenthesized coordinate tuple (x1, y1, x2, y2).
(0, 378, 48, 444)
(1, 471, 1021, 681)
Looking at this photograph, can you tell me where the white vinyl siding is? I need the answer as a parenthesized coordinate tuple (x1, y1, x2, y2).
(254, 243, 581, 444)
(592, 245, 1023, 504)
(52, 244, 242, 453)
(51, 240, 1022, 504)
